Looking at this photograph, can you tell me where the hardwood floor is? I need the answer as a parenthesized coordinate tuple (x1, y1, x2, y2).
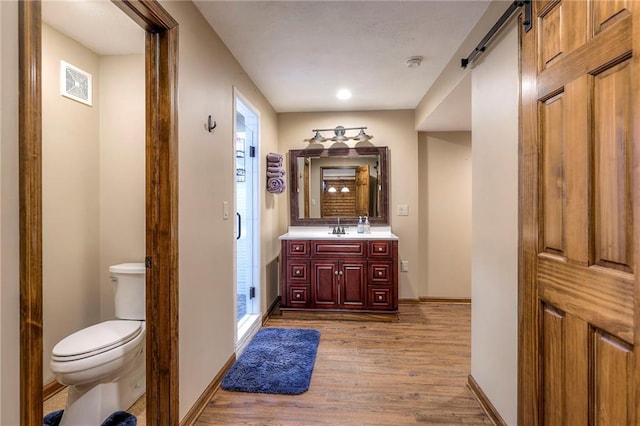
(196, 302, 493, 425)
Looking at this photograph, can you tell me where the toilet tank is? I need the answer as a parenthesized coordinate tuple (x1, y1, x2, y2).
(109, 263, 146, 320)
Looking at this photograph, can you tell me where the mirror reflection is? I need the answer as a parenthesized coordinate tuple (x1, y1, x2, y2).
(289, 147, 389, 225)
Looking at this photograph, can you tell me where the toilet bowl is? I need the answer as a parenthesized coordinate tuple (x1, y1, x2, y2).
(49, 263, 146, 426)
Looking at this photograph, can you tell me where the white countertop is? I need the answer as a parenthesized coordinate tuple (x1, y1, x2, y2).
(279, 226, 398, 241)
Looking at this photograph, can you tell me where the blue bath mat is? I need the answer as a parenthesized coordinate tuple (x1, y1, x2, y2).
(43, 410, 136, 426)
(221, 327, 321, 395)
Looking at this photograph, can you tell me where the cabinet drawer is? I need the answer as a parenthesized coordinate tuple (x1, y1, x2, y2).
(369, 241, 391, 257)
(368, 287, 393, 309)
(312, 240, 366, 257)
(287, 262, 309, 282)
(369, 261, 392, 284)
(287, 240, 309, 256)
(288, 285, 310, 306)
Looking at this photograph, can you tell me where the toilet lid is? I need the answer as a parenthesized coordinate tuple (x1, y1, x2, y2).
(52, 320, 143, 361)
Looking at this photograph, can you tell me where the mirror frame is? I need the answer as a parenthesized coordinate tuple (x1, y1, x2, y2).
(289, 146, 389, 226)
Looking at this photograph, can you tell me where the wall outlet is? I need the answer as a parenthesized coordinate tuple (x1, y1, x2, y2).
(223, 201, 229, 220)
(397, 204, 409, 216)
(401, 261, 409, 272)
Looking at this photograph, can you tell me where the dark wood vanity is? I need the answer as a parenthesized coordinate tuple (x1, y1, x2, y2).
(282, 145, 397, 319)
(279, 237, 399, 320)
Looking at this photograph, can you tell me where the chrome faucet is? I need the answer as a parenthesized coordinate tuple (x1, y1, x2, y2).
(332, 217, 346, 235)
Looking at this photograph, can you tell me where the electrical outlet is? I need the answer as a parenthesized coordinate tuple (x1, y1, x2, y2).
(401, 261, 409, 272)
(223, 201, 229, 220)
(397, 204, 409, 216)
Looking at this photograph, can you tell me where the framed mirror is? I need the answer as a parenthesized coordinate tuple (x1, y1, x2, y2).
(289, 147, 389, 226)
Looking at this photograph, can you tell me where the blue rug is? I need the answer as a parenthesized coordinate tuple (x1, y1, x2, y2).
(44, 410, 136, 426)
(221, 327, 320, 395)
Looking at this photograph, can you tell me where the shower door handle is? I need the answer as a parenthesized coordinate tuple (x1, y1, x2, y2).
(236, 212, 241, 240)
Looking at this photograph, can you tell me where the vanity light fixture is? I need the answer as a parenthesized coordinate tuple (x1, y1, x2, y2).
(306, 126, 373, 143)
(341, 186, 350, 193)
(305, 130, 327, 143)
(327, 186, 337, 193)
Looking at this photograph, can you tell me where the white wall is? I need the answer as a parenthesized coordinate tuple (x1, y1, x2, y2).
(41, 23, 102, 385)
(0, 1, 20, 424)
(98, 55, 145, 320)
(418, 132, 472, 298)
(158, 1, 280, 420)
(470, 22, 518, 425)
(278, 110, 420, 299)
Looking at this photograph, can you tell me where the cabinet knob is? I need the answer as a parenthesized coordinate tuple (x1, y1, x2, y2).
(378, 271, 383, 276)
(378, 295, 383, 300)
(295, 246, 300, 251)
(296, 294, 301, 299)
(296, 270, 301, 275)
(378, 247, 383, 251)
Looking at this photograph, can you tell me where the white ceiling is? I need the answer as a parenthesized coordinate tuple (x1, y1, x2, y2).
(194, 1, 490, 113)
(42, 0, 491, 130)
(42, 0, 145, 56)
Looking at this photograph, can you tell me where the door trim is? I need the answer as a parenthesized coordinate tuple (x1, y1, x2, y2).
(233, 87, 262, 333)
(19, 1, 179, 424)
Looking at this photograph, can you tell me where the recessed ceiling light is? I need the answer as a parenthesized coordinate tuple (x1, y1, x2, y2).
(336, 89, 352, 100)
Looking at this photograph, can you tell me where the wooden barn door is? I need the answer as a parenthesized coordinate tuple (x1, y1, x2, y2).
(520, 1, 640, 424)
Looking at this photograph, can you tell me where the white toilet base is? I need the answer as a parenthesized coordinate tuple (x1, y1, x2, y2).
(59, 357, 145, 426)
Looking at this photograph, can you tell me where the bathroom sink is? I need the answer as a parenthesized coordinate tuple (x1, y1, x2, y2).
(280, 227, 398, 240)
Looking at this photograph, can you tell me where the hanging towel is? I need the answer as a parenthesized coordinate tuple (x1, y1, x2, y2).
(267, 177, 286, 194)
(267, 166, 285, 174)
(266, 152, 285, 194)
(267, 153, 282, 162)
(267, 170, 285, 178)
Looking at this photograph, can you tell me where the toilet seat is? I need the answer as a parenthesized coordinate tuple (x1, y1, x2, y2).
(52, 320, 143, 362)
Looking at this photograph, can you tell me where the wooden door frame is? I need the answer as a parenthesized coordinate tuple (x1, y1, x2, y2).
(19, 1, 179, 424)
(518, 6, 539, 422)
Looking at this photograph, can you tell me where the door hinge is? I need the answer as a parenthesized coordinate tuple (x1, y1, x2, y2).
(145, 256, 153, 269)
(249, 146, 256, 157)
(249, 286, 256, 299)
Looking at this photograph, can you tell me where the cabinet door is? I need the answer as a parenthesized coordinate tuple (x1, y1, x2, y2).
(341, 261, 366, 308)
(311, 260, 338, 307)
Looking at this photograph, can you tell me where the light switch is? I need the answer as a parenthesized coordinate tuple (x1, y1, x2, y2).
(397, 204, 409, 216)
(223, 201, 229, 219)
(401, 261, 409, 272)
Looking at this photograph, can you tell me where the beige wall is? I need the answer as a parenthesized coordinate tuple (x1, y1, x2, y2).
(1, 1, 20, 424)
(42, 24, 102, 384)
(277, 110, 420, 299)
(470, 22, 518, 425)
(98, 55, 145, 319)
(158, 1, 280, 419)
(418, 132, 471, 298)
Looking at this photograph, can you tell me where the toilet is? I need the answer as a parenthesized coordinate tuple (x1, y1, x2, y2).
(50, 263, 146, 426)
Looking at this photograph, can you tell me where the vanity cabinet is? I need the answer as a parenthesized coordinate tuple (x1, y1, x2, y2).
(311, 259, 366, 308)
(280, 238, 398, 316)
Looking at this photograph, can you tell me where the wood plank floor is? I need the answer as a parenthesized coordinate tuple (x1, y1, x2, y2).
(196, 302, 493, 425)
